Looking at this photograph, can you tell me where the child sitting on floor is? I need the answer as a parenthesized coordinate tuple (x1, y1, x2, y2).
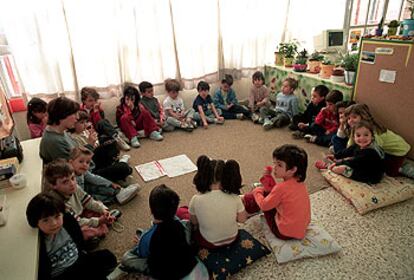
(248, 71, 270, 123)
(213, 74, 251, 120)
(45, 159, 117, 241)
(192, 81, 225, 129)
(26, 97, 48, 139)
(189, 156, 247, 249)
(69, 147, 138, 205)
(162, 79, 196, 132)
(261, 77, 299, 130)
(116, 184, 208, 280)
(316, 120, 385, 184)
(26, 192, 117, 280)
(252, 144, 310, 240)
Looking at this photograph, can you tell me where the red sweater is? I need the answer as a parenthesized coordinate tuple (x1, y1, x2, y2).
(80, 103, 104, 129)
(315, 108, 338, 134)
(253, 178, 311, 239)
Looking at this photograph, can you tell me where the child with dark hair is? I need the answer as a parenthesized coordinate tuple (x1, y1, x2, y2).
(26, 192, 117, 280)
(139, 81, 174, 132)
(44, 159, 116, 241)
(329, 100, 355, 153)
(252, 144, 310, 240)
(316, 120, 386, 184)
(116, 85, 163, 148)
(304, 90, 343, 146)
(40, 97, 80, 164)
(213, 74, 251, 120)
(249, 71, 270, 123)
(162, 79, 196, 132)
(27, 97, 48, 138)
(116, 184, 208, 280)
(290, 85, 329, 138)
(261, 77, 299, 129)
(189, 156, 247, 249)
(80, 87, 130, 151)
(192, 81, 224, 129)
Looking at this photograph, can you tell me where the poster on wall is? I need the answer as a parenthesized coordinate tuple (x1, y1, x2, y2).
(361, 51, 376, 64)
(375, 47, 394, 55)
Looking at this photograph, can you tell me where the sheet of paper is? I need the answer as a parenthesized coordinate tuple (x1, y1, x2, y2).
(135, 161, 167, 182)
(158, 154, 197, 178)
(379, 69, 396, 84)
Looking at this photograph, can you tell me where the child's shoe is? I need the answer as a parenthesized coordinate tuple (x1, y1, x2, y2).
(149, 130, 164, 141)
(191, 120, 198, 128)
(136, 129, 146, 138)
(109, 209, 122, 220)
(115, 134, 131, 151)
(107, 265, 128, 280)
(180, 122, 193, 132)
(116, 184, 139, 205)
(214, 118, 225, 125)
(328, 145, 335, 154)
(292, 131, 305, 139)
(236, 113, 245, 120)
(263, 118, 274, 130)
(304, 134, 317, 143)
(119, 154, 131, 163)
(399, 162, 414, 179)
(130, 136, 140, 148)
(251, 113, 260, 123)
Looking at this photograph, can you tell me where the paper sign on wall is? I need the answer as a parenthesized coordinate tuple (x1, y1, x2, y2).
(375, 47, 394, 55)
(379, 69, 396, 84)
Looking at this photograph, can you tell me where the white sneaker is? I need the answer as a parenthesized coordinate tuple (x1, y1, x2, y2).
(251, 113, 260, 123)
(236, 113, 245, 120)
(263, 118, 274, 130)
(214, 118, 224, 125)
(130, 136, 141, 148)
(115, 135, 131, 151)
(116, 184, 139, 205)
(136, 130, 146, 138)
(119, 154, 131, 163)
(149, 131, 164, 141)
(107, 265, 128, 280)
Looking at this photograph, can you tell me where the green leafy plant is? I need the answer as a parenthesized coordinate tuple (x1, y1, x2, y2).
(341, 52, 359, 72)
(309, 51, 324, 61)
(294, 57, 308, 65)
(322, 58, 333, 65)
(388, 20, 399, 27)
(278, 41, 298, 58)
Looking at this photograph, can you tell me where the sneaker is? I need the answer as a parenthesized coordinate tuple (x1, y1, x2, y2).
(263, 118, 274, 130)
(251, 113, 260, 123)
(304, 134, 317, 143)
(115, 135, 131, 151)
(236, 113, 245, 120)
(180, 122, 193, 132)
(136, 130, 146, 138)
(191, 120, 198, 128)
(130, 136, 141, 148)
(107, 265, 128, 280)
(214, 118, 225, 125)
(109, 209, 122, 220)
(328, 145, 335, 154)
(149, 130, 164, 141)
(119, 154, 131, 163)
(292, 131, 305, 139)
(136, 228, 144, 239)
(116, 184, 139, 205)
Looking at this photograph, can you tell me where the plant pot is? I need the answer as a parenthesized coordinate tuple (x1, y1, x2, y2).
(274, 52, 284, 66)
(293, 64, 307, 72)
(402, 19, 414, 36)
(319, 64, 334, 79)
(344, 70, 356, 85)
(387, 27, 398, 36)
(331, 75, 345, 83)
(308, 60, 321, 73)
(283, 57, 294, 67)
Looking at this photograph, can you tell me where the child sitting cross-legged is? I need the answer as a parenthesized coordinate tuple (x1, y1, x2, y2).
(44, 159, 117, 241)
(162, 78, 197, 132)
(26, 192, 117, 280)
(69, 147, 139, 205)
(249, 71, 270, 123)
(252, 144, 310, 240)
(113, 184, 209, 280)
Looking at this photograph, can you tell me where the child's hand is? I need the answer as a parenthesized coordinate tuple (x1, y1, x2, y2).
(331, 165, 346, 175)
(252, 186, 265, 196)
(126, 98, 134, 110)
(217, 116, 224, 122)
(298, 122, 308, 129)
(111, 183, 122, 190)
(227, 103, 234, 109)
(326, 154, 335, 161)
(93, 102, 101, 112)
(88, 131, 98, 145)
(203, 121, 208, 129)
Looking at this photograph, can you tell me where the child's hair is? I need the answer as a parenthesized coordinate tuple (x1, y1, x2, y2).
(335, 100, 355, 114)
(26, 191, 65, 228)
(80, 87, 99, 102)
(325, 90, 343, 104)
(345, 103, 386, 134)
(193, 155, 213, 193)
(197, 81, 210, 92)
(149, 184, 180, 221)
(221, 160, 242, 195)
(165, 79, 181, 92)
(353, 120, 375, 138)
(67, 111, 89, 133)
(212, 159, 225, 184)
(27, 97, 47, 124)
(283, 77, 298, 91)
(272, 144, 308, 182)
(221, 74, 234, 86)
(252, 71, 265, 82)
(138, 81, 153, 94)
(44, 158, 74, 186)
(69, 146, 93, 160)
(313, 85, 329, 98)
(121, 85, 141, 108)
(47, 97, 80, 125)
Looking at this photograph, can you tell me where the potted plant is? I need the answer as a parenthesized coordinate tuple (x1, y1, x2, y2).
(274, 46, 284, 66)
(319, 58, 334, 79)
(375, 17, 384, 36)
(387, 20, 399, 36)
(279, 41, 298, 67)
(293, 48, 308, 72)
(341, 52, 359, 85)
(308, 51, 324, 73)
(330, 67, 345, 83)
(402, 0, 414, 36)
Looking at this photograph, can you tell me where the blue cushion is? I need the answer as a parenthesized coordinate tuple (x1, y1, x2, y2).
(198, 229, 270, 279)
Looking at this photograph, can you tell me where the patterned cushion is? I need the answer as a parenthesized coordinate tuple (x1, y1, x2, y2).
(261, 216, 341, 264)
(321, 170, 414, 215)
(198, 229, 270, 280)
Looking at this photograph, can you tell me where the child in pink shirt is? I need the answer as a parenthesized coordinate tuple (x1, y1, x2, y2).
(253, 144, 310, 240)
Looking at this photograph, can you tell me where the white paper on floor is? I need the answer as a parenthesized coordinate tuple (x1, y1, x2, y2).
(135, 154, 197, 182)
